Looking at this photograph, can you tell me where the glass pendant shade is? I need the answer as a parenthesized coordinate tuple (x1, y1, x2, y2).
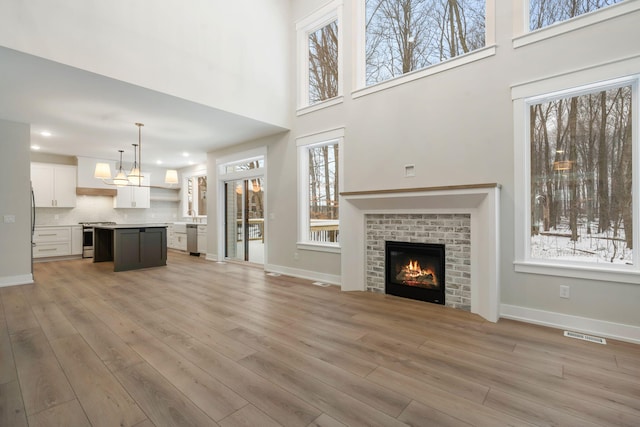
(113, 149, 129, 186)
(128, 167, 143, 185)
(128, 140, 143, 185)
(113, 171, 129, 187)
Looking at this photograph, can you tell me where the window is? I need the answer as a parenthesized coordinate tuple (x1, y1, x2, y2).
(297, 2, 343, 111)
(224, 159, 264, 174)
(364, 0, 487, 86)
(529, 0, 624, 31)
(309, 20, 339, 105)
(297, 128, 344, 251)
(184, 174, 207, 217)
(514, 0, 638, 47)
(516, 75, 639, 281)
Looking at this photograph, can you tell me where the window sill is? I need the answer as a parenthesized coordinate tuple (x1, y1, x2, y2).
(297, 96, 344, 116)
(297, 242, 341, 254)
(513, 1, 640, 49)
(514, 260, 640, 284)
(352, 45, 496, 100)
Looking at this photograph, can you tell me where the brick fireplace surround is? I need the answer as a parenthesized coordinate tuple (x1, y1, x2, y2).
(340, 184, 501, 322)
(366, 213, 471, 310)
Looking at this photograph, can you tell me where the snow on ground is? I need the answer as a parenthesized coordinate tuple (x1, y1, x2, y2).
(531, 224, 632, 265)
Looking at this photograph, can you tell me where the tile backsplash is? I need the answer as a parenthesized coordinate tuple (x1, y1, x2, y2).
(35, 195, 179, 225)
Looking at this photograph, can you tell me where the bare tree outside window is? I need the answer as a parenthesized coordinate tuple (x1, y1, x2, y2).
(308, 143, 339, 243)
(365, 0, 485, 86)
(530, 84, 633, 264)
(309, 20, 339, 104)
(529, 0, 624, 31)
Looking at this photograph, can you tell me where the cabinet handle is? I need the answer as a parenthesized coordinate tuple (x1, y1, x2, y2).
(39, 233, 57, 237)
(38, 248, 57, 252)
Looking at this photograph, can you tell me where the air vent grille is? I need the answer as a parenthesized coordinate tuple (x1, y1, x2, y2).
(564, 331, 607, 345)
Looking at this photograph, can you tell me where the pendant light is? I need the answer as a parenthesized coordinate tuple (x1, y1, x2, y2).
(113, 150, 129, 186)
(127, 123, 144, 186)
(95, 122, 183, 187)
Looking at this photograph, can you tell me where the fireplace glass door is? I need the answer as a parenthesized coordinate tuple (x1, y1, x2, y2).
(385, 241, 445, 305)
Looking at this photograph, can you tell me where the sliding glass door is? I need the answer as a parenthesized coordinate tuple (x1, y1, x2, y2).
(224, 177, 264, 264)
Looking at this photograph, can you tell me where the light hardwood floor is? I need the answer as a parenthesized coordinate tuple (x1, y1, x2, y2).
(1, 252, 639, 426)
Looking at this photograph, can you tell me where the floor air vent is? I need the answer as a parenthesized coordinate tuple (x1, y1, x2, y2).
(564, 331, 607, 345)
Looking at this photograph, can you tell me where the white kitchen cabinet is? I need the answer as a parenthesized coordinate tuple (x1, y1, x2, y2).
(114, 185, 150, 209)
(197, 225, 207, 254)
(31, 163, 77, 207)
(71, 226, 83, 255)
(33, 226, 72, 258)
(170, 222, 187, 251)
(173, 232, 187, 251)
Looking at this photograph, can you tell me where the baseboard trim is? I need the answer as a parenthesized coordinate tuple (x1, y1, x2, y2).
(500, 304, 640, 345)
(205, 253, 219, 262)
(0, 274, 34, 288)
(264, 263, 341, 286)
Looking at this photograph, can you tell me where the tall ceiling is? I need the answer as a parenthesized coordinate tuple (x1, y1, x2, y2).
(0, 47, 288, 169)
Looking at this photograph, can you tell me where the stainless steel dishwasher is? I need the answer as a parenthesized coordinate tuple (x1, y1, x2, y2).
(186, 224, 200, 256)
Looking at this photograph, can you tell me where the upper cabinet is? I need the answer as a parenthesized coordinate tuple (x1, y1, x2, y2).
(114, 182, 150, 209)
(31, 163, 77, 208)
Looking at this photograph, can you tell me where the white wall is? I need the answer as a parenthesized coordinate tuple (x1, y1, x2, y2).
(0, 0, 291, 128)
(0, 119, 32, 286)
(205, 1, 640, 336)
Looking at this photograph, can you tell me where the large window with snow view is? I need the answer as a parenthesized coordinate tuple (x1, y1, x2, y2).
(364, 0, 486, 86)
(528, 79, 635, 267)
(297, 128, 343, 251)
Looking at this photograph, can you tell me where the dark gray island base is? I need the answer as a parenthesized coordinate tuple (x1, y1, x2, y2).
(93, 224, 168, 272)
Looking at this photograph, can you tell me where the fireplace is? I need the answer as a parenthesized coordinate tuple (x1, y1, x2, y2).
(385, 241, 446, 305)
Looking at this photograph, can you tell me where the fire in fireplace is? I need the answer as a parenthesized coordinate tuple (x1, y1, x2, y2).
(385, 241, 445, 305)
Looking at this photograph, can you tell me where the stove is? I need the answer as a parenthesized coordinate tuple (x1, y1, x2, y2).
(79, 222, 117, 258)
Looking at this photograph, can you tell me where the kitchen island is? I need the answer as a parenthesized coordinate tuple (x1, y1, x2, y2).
(93, 224, 167, 272)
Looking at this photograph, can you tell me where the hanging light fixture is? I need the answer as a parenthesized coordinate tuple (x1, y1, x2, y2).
(95, 122, 184, 187)
(127, 123, 144, 186)
(113, 150, 129, 187)
(164, 169, 179, 185)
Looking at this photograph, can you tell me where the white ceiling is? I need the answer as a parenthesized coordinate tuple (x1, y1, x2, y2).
(0, 47, 288, 169)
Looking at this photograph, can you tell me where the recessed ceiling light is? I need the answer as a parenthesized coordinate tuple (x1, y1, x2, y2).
(40, 131, 51, 137)
(156, 160, 163, 165)
(188, 161, 195, 165)
(31, 145, 41, 150)
(182, 152, 189, 157)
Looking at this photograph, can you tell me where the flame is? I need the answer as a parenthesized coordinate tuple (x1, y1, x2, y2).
(400, 259, 438, 286)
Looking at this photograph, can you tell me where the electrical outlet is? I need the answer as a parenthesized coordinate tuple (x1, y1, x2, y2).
(3, 215, 15, 223)
(559, 285, 570, 299)
(293, 252, 299, 260)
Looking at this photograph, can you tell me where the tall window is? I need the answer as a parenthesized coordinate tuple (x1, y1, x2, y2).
(297, 2, 342, 110)
(365, 0, 486, 86)
(309, 20, 339, 105)
(529, 0, 625, 31)
(528, 78, 635, 267)
(297, 129, 344, 249)
(185, 174, 207, 217)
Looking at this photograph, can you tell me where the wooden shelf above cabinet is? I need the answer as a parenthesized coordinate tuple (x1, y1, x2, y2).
(76, 187, 117, 197)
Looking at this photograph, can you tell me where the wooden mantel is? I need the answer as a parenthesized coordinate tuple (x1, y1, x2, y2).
(340, 183, 501, 197)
